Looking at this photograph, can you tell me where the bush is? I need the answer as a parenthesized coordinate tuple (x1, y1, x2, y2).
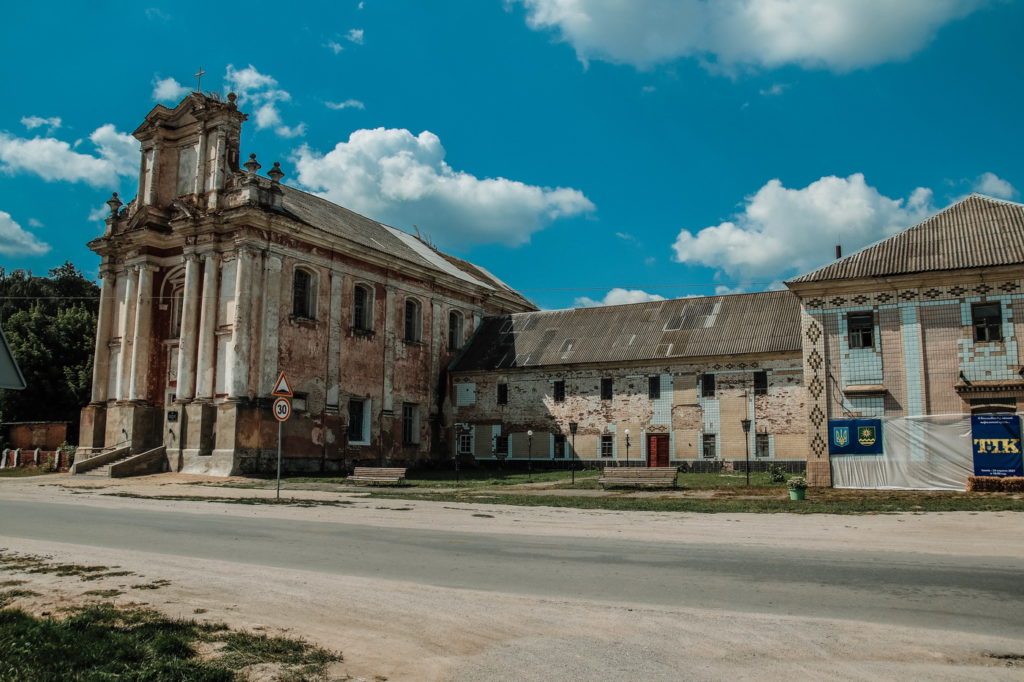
(766, 463, 787, 483)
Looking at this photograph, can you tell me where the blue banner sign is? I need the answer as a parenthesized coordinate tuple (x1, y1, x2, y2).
(971, 413, 1023, 477)
(828, 418, 883, 455)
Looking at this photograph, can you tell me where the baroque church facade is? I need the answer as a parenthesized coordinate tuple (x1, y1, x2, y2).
(80, 92, 534, 475)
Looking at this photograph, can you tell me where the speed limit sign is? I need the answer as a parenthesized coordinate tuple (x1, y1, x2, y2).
(272, 397, 292, 422)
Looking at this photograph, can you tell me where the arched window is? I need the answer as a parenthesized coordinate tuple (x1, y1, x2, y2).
(404, 297, 422, 342)
(292, 268, 315, 319)
(448, 310, 464, 350)
(353, 283, 373, 332)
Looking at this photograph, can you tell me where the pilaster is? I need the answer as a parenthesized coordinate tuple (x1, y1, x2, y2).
(90, 266, 116, 403)
(259, 253, 282, 396)
(195, 252, 221, 400)
(128, 264, 157, 402)
(175, 254, 202, 401)
(229, 246, 256, 398)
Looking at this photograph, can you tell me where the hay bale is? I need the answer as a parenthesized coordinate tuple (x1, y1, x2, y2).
(967, 476, 1024, 492)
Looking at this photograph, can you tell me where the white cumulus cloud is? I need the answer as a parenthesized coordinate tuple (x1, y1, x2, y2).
(0, 124, 138, 188)
(225, 64, 304, 139)
(575, 288, 666, 307)
(346, 28, 365, 44)
(0, 211, 50, 256)
(326, 99, 365, 110)
(671, 173, 935, 279)
(515, 0, 988, 71)
(324, 41, 344, 54)
(294, 127, 594, 247)
(973, 172, 1017, 200)
(152, 76, 190, 102)
(20, 116, 61, 131)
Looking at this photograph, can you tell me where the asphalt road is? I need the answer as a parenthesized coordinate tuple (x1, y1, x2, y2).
(1, 498, 1021, 639)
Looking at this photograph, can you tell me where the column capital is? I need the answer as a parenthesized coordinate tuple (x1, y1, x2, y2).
(182, 252, 201, 264)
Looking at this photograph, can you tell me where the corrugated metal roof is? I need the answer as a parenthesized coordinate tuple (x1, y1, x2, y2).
(789, 194, 1024, 284)
(452, 290, 801, 372)
(279, 184, 535, 310)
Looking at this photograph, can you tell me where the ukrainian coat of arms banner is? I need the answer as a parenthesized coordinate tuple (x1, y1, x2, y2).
(828, 418, 883, 455)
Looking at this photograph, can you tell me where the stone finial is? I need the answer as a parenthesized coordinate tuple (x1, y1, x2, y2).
(227, 92, 237, 104)
(268, 162, 284, 184)
(106, 192, 123, 217)
(243, 153, 262, 174)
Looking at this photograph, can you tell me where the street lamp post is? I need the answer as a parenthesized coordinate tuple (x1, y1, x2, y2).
(568, 422, 578, 485)
(527, 429, 533, 481)
(741, 418, 752, 486)
(624, 428, 630, 468)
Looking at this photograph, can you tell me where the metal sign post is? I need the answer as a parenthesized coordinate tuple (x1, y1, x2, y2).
(271, 372, 294, 501)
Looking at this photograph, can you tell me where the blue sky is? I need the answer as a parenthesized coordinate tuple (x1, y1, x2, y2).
(1, 0, 1022, 310)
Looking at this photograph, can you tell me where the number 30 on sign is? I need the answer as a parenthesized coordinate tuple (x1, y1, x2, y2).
(273, 397, 292, 422)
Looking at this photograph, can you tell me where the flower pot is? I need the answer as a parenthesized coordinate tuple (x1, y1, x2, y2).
(789, 488, 806, 501)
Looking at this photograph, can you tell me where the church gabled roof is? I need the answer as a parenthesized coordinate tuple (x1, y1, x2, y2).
(788, 194, 1024, 284)
(451, 289, 801, 372)
(278, 184, 536, 311)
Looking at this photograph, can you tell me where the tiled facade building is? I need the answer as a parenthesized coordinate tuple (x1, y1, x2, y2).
(80, 92, 533, 475)
(788, 194, 1024, 486)
(449, 291, 808, 469)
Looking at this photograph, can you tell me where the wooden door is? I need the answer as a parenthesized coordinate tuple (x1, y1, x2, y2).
(647, 434, 670, 467)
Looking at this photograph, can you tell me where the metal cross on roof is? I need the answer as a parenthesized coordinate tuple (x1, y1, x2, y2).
(194, 67, 205, 92)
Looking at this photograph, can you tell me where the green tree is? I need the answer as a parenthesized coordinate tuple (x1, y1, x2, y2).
(0, 263, 99, 439)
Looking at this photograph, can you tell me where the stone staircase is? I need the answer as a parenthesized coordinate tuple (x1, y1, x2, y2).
(72, 445, 166, 478)
(77, 451, 136, 477)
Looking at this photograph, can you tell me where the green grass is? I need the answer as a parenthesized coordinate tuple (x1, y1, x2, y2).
(362, 488, 1024, 514)
(0, 466, 57, 478)
(272, 467, 603, 489)
(0, 603, 341, 681)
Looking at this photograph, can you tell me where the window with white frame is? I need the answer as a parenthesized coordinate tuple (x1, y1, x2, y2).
(348, 398, 371, 444)
(755, 433, 770, 458)
(457, 429, 473, 456)
(702, 434, 716, 459)
(600, 434, 614, 458)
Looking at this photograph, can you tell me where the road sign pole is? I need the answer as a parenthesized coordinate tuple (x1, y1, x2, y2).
(277, 419, 282, 500)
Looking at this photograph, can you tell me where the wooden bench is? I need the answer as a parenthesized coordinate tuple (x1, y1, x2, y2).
(598, 466, 678, 489)
(347, 467, 408, 485)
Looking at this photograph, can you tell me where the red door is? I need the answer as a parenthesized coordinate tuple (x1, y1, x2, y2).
(647, 434, 670, 467)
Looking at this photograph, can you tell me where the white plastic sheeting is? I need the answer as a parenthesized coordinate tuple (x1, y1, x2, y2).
(831, 414, 983, 491)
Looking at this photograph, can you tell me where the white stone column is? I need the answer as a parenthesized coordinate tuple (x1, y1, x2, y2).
(174, 254, 202, 401)
(325, 270, 343, 411)
(259, 254, 282, 396)
(116, 268, 137, 401)
(128, 264, 156, 402)
(89, 267, 116, 403)
(194, 253, 220, 400)
(383, 286, 396, 414)
(229, 247, 256, 398)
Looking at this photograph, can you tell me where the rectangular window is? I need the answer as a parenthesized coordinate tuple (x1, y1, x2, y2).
(848, 312, 874, 349)
(402, 403, 419, 445)
(497, 383, 508, 405)
(553, 434, 566, 458)
(648, 376, 661, 400)
(755, 433, 770, 458)
(495, 435, 509, 455)
(753, 371, 768, 396)
(457, 432, 473, 456)
(601, 378, 613, 401)
(293, 270, 311, 318)
(353, 285, 369, 331)
(702, 434, 716, 459)
(348, 399, 367, 443)
(701, 373, 716, 398)
(972, 302, 1002, 342)
(553, 380, 565, 403)
(600, 434, 614, 458)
